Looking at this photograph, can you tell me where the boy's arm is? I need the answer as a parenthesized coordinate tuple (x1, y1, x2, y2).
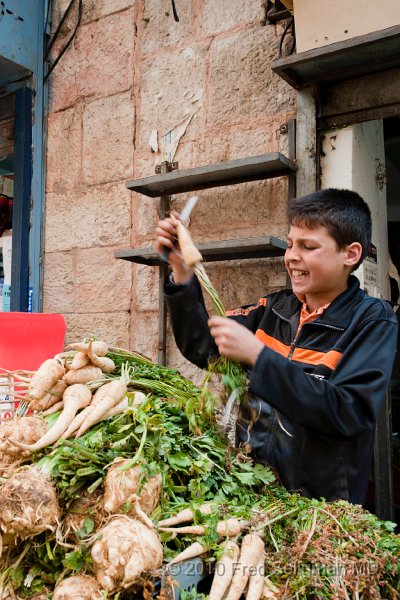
(165, 275, 218, 368)
(165, 277, 265, 368)
(249, 314, 398, 439)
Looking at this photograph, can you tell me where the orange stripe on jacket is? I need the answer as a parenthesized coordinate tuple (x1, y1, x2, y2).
(255, 330, 290, 358)
(255, 329, 342, 370)
(226, 297, 267, 317)
(292, 347, 342, 370)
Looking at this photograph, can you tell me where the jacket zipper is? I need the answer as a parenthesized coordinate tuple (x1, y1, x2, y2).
(272, 307, 345, 361)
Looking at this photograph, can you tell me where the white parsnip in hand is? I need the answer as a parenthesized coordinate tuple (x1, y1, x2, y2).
(176, 220, 203, 267)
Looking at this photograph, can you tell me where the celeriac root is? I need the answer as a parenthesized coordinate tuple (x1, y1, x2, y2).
(103, 459, 162, 517)
(91, 516, 163, 591)
(0, 467, 60, 539)
(53, 575, 103, 599)
(0, 415, 47, 464)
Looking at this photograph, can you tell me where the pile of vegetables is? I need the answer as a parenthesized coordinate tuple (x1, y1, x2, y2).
(0, 222, 399, 598)
(0, 340, 399, 600)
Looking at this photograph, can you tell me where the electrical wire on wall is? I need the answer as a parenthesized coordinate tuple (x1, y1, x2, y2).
(44, 0, 82, 82)
(171, 0, 179, 22)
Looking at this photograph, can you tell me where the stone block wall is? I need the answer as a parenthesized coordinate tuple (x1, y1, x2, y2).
(44, 0, 295, 377)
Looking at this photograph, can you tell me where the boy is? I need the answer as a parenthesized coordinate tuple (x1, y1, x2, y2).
(155, 189, 398, 504)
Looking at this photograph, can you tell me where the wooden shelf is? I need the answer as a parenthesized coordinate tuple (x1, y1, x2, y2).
(272, 25, 400, 89)
(115, 236, 287, 266)
(126, 153, 295, 197)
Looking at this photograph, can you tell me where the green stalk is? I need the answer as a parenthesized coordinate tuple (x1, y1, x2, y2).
(194, 264, 226, 316)
(193, 264, 248, 407)
(119, 425, 147, 470)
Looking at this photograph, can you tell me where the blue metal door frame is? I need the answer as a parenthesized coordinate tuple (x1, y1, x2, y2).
(0, 0, 47, 312)
(11, 86, 32, 311)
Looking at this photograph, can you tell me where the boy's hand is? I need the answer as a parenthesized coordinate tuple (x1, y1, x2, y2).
(208, 316, 264, 366)
(155, 213, 194, 284)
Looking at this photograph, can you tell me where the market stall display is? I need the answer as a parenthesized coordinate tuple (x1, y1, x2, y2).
(0, 343, 399, 599)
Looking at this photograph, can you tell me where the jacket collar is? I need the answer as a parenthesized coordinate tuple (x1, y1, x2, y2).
(274, 275, 363, 329)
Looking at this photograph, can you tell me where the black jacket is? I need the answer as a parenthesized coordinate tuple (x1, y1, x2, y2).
(165, 275, 398, 504)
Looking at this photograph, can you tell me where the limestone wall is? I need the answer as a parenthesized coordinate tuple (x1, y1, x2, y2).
(43, 0, 295, 376)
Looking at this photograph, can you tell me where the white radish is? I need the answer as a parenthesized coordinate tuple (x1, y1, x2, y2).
(246, 552, 266, 600)
(225, 534, 265, 600)
(63, 365, 102, 385)
(28, 359, 65, 400)
(159, 518, 245, 537)
(10, 384, 92, 452)
(42, 399, 64, 416)
(66, 340, 109, 356)
(87, 340, 115, 373)
(28, 380, 67, 412)
(209, 541, 240, 600)
(70, 351, 90, 370)
(158, 502, 217, 527)
(167, 541, 209, 566)
(75, 378, 127, 437)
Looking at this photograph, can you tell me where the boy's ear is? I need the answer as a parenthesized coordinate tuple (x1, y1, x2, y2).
(344, 242, 362, 267)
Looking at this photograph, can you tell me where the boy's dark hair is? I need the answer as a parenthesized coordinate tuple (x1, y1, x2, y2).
(287, 188, 372, 269)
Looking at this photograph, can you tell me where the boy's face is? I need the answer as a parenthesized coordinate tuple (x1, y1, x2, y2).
(285, 223, 359, 310)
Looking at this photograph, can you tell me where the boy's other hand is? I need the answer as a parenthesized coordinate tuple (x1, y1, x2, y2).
(208, 316, 264, 366)
(155, 213, 193, 284)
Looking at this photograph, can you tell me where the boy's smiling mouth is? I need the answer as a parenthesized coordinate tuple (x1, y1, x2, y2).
(291, 269, 308, 281)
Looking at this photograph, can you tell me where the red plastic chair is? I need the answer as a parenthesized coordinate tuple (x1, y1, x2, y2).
(0, 312, 66, 421)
